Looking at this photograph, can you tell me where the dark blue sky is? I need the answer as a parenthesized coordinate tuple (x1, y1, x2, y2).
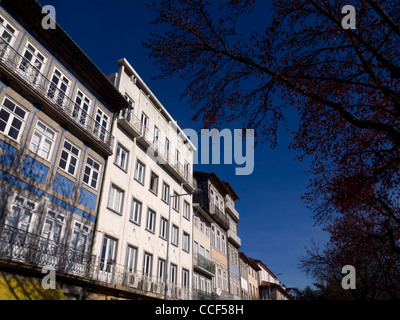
(43, 0, 329, 290)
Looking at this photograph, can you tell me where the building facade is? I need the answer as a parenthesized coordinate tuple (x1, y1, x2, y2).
(240, 252, 260, 300)
(0, 0, 128, 300)
(193, 171, 244, 300)
(88, 58, 197, 300)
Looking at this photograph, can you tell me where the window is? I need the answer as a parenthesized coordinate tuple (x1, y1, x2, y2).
(223, 271, 228, 291)
(164, 138, 170, 159)
(199, 277, 205, 292)
(218, 268, 222, 289)
(140, 112, 149, 134)
(58, 140, 80, 176)
(100, 236, 117, 273)
(200, 221, 204, 233)
(193, 241, 198, 256)
(93, 108, 110, 142)
(206, 280, 211, 294)
(183, 232, 190, 252)
(193, 274, 198, 290)
(134, 160, 145, 184)
(217, 229, 221, 251)
(210, 190, 214, 208)
(83, 157, 101, 189)
(222, 234, 226, 254)
(153, 126, 160, 149)
(6, 193, 38, 232)
(170, 264, 178, 285)
(47, 68, 70, 106)
(146, 209, 156, 233)
(161, 182, 170, 204)
(211, 225, 216, 247)
(205, 226, 209, 237)
(73, 90, 91, 126)
(124, 94, 134, 109)
(157, 258, 165, 281)
(171, 225, 179, 246)
(18, 42, 45, 84)
(159, 217, 168, 239)
(143, 252, 153, 277)
(0, 14, 19, 57)
(70, 221, 90, 253)
(182, 269, 190, 289)
(184, 160, 189, 179)
(172, 191, 179, 211)
(183, 201, 190, 220)
(108, 184, 124, 214)
(115, 143, 128, 171)
(126, 245, 138, 273)
(29, 120, 56, 160)
(194, 216, 199, 228)
(0, 97, 28, 142)
(149, 172, 158, 195)
(130, 198, 142, 225)
(41, 209, 65, 244)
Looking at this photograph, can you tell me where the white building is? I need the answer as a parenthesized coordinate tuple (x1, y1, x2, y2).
(89, 58, 197, 300)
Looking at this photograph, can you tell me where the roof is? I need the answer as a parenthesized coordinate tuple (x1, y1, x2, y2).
(2, 0, 129, 112)
(239, 252, 261, 271)
(194, 171, 240, 200)
(249, 258, 277, 279)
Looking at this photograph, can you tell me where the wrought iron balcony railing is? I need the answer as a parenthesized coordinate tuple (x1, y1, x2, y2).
(209, 201, 230, 230)
(90, 258, 192, 300)
(192, 289, 217, 300)
(0, 223, 95, 278)
(193, 253, 216, 276)
(0, 41, 115, 153)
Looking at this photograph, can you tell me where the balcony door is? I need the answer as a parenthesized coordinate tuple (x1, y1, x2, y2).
(0, 14, 18, 58)
(39, 209, 65, 266)
(99, 236, 117, 282)
(47, 68, 70, 106)
(18, 42, 46, 86)
(4, 193, 38, 261)
(93, 108, 109, 143)
(72, 90, 91, 127)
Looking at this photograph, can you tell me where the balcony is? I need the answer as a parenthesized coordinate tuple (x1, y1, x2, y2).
(118, 109, 197, 191)
(0, 224, 194, 300)
(209, 202, 230, 230)
(193, 253, 215, 277)
(0, 223, 95, 279)
(225, 197, 239, 222)
(227, 229, 242, 248)
(192, 289, 217, 300)
(90, 259, 192, 300)
(0, 42, 115, 156)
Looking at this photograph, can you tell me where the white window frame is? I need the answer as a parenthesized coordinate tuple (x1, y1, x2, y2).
(115, 143, 129, 171)
(0, 96, 28, 142)
(134, 159, 145, 184)
(161, 182, 170, 204)
(146, 209, 156, 233)
(171, 225, 179, 246)
(126, 245, 138, 273)
(183, 200, 190, 220)
(41, 208, 65, 244)
(172, 191, 179, 212)
(47, 67, 70, 106)
(143, 252, 153, 277)
(130, 198, 142, 225)
(149, 171, 159, 195)
(159, 217, 168, 240)
(58, 139, 81, 176)
(6, 193, 38, 232)
(0, 14, 19, 57)
(18, 42, 46, 85)
(183, 232, 190, 252)
(70, 221, 91, 253)
(73, 89, 91, 126)
(29, 119, 57, 161)
(107, 183, 124, 214)
(83, 156, 101, 190)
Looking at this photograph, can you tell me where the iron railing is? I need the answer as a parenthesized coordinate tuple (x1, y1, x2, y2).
(0, 223, 95, 278)
(90, 258, 192, 300)
(0, 40, 115, 152)
(118, 109, 197, 189)
(193, 253, 216, 275)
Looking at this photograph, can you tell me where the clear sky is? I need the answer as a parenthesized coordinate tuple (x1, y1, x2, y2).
(43, 0, 330, 290)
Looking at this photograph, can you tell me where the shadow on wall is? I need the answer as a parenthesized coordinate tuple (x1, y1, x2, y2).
(0, 271, 66, 300)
